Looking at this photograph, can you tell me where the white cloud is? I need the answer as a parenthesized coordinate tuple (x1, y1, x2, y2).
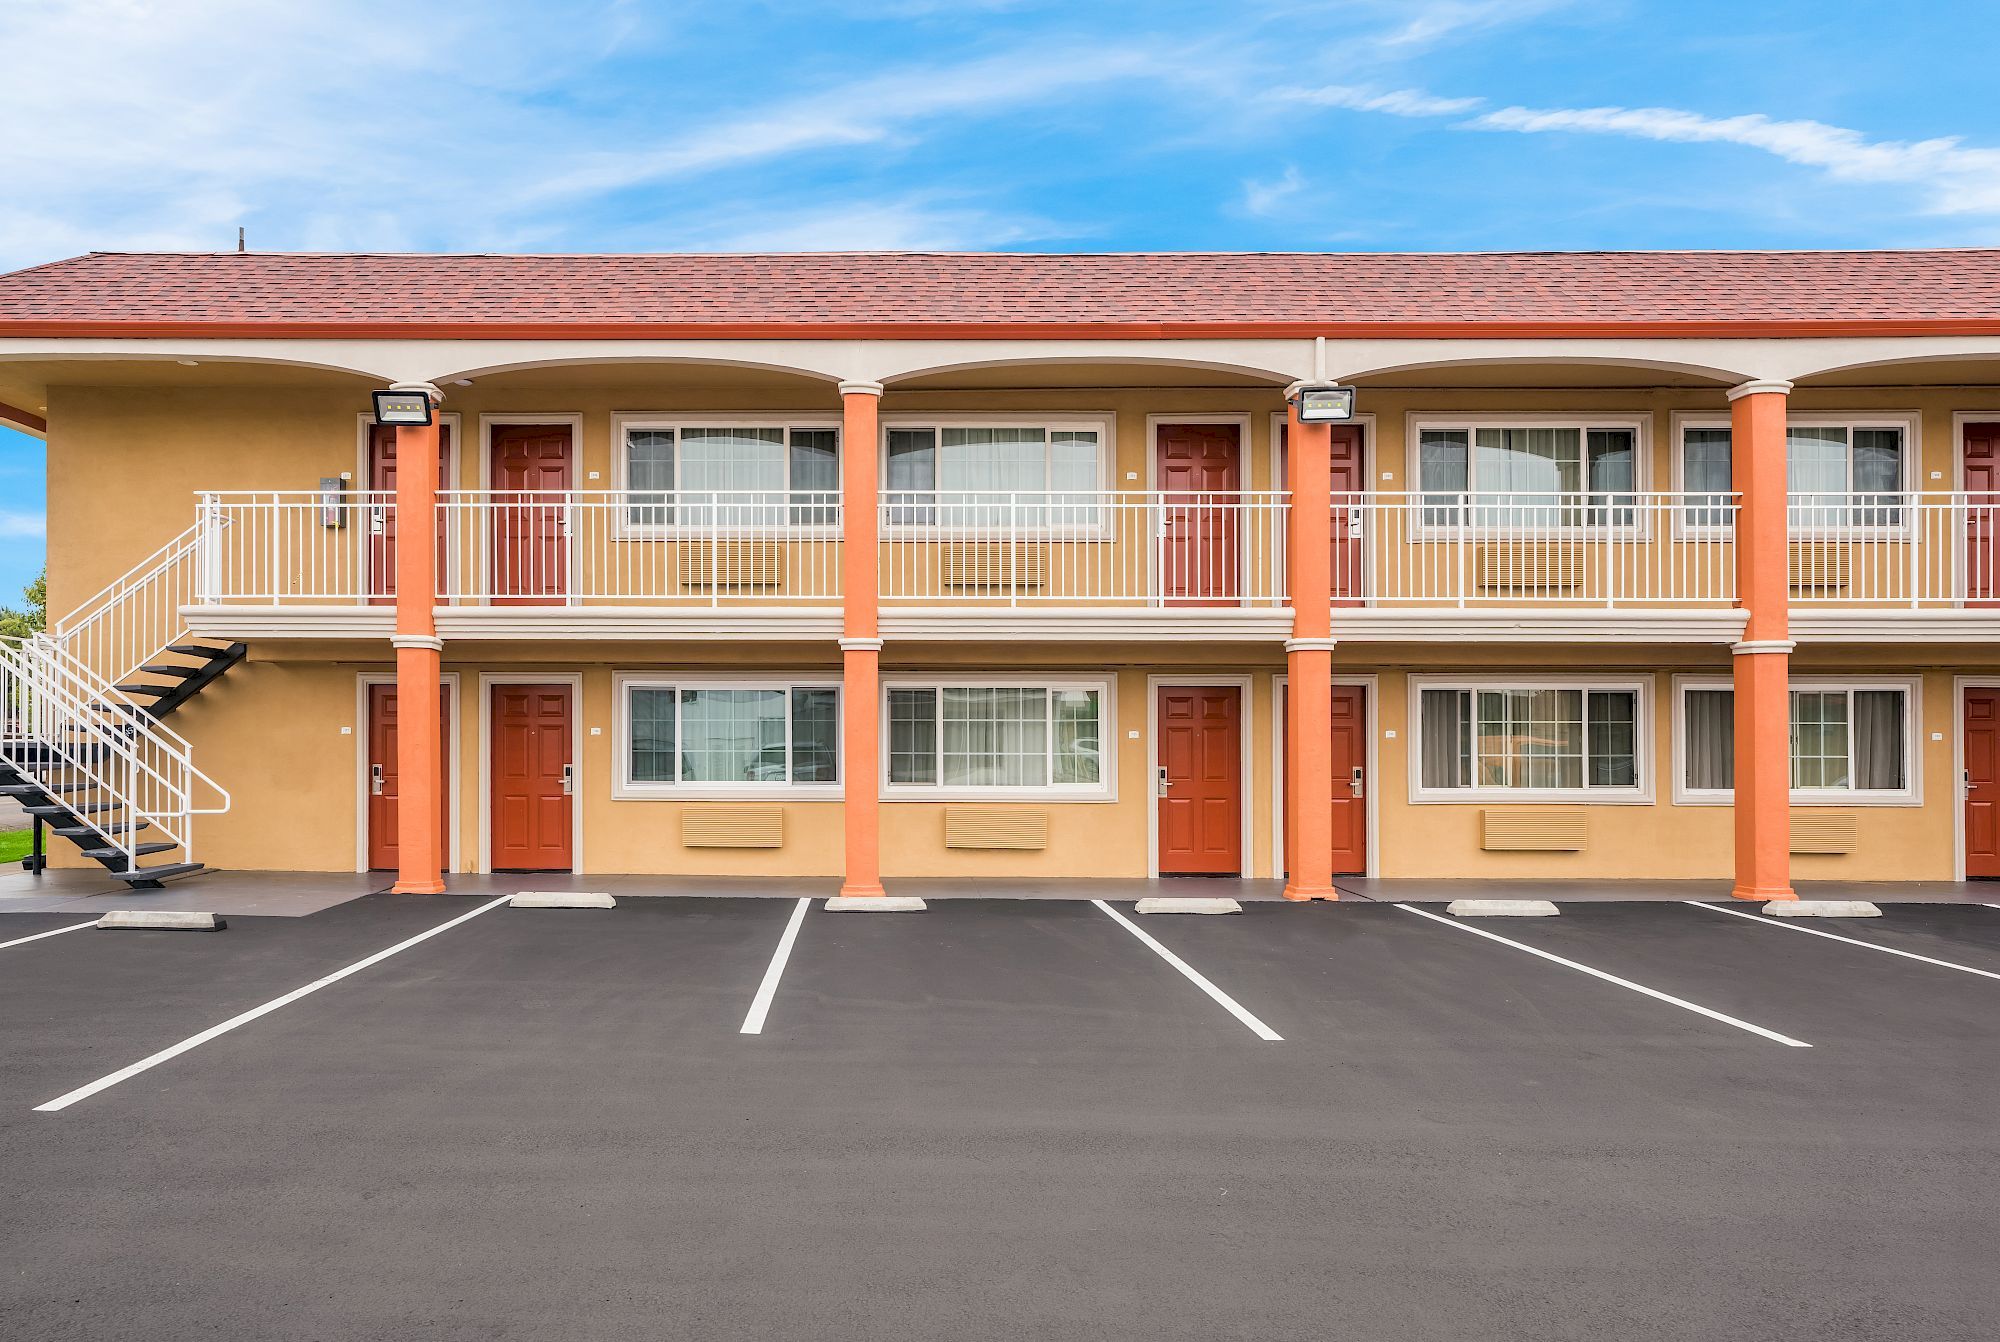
(1369, 0, 1573, 50)
(0, 512, 46, 541)
(1470, 104, 2000, 215)
(1240, 166, 1305, 217)
(1278, 84, 1484, 118)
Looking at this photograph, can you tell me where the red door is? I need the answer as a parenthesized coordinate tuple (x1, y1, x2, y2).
(1157, 686, 1242, 874)
(1157, 424, 1243, 605)
(1327, 426, 1366, 607)
(490, 684, 573, 872)
(367, 424, 453, 605)
(490, 425, 573, 604)
(366, 683, 452, 872)
(1966, 688, 2000, 879)
(1282, 683, 1369, 877)
(1964, 424, 2000, 606)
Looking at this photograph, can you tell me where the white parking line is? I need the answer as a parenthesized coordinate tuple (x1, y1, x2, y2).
(740, 897, 810, 1035)
(0, 920, 96, 951)
(1688, 901, 2000, 982)
(34, 895, 513, 1113)
(1092, 900, 1282, 1041)
(1396, 904, 1811, 1048)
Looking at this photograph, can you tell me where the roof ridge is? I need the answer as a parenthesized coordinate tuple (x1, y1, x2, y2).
(36, 246, 2000, 262)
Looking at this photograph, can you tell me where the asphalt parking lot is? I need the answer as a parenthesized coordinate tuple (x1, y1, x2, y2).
(2, 896, 1996, 1341)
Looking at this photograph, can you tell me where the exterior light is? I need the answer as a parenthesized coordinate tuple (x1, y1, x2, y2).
(176, 359, 199, 367)
(372, 389, 435, 426)
(1291, 383, 1357, 423)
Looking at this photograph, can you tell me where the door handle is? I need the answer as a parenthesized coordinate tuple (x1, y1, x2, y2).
(561, 764, 575, 796)
(370, 763, 385, 796)
(369, 506, 387, 535)
(1350, 766, 1365, 798)
(1156, 766, 1172, 796)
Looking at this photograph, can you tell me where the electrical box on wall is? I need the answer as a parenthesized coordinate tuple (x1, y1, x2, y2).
(318, 477, 345, 528)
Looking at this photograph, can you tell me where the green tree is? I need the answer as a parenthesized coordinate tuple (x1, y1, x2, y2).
(0, 567, 46, 639)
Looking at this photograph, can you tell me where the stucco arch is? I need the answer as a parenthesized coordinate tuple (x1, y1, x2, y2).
(1335, 353, 1758, 387)
(877, 351, 1299, 388)
(423, 351, 844, 388)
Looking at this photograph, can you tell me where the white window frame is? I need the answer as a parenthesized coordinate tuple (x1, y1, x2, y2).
(1671, 674, 1922, 807)
(1408, 674, 1655, 804)
(878, 413, 1115, 536)
(609, 413, 842, 539)
(1405, 412, 1653, 537)
(1671, 411, 1922, 536)
(613, 671, 843, 800)
(880, 675, 1117, 801)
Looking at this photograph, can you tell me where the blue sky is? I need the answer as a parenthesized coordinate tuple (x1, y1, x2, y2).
(6, 0, 2000, 600)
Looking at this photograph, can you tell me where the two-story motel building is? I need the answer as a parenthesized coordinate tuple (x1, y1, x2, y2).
(4, 249, 2000, 898)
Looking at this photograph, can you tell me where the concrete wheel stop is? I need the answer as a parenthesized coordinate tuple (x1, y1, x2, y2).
(1136, 897, 1241, 915)
(825, 896, 928, 912)
(1446, 899, 1560, 918)
(1763, 900, 1881, 918)
(510, 892, 616, 909)
(96, 910, 226, 931)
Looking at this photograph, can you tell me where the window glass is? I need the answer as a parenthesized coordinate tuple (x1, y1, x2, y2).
(1418, 429, 1469, 525)
(1852, 429, 1905, 526)
(886, 429, 938, 526)
(887, 688, 938, 783)
(1790, 690, 1851, 790)
(630, 687, 676, 783)
(1418, 425, 1637, 527)
(627, 430, 675, 526)
(790, 688, 839, 784)
(1852, 690, 1907, 791)
(1686, 686, 1906, 795)
(622, 424, 837, 528)
(1423, 685, 1639, 793)
(1683, 688, 1735, 790)
(679, 688, 789, 784)
(1052, 690, 1101, 784)
(1683, 428, 1733, 528)
(789, 429, 839, 527)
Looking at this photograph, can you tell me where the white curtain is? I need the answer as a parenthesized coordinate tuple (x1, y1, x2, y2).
(1684, 689, 1734, 791)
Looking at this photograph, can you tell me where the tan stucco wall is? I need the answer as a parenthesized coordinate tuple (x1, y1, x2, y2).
(36, 374, 1999, 881)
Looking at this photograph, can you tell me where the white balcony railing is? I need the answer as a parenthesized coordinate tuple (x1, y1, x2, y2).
(878, 491, 1290, 607)
(1336, 492, 1740, 606)
(438, 491, 843, 605)
(1788, 492, 2000, 607)
(195, 491, 396, 604)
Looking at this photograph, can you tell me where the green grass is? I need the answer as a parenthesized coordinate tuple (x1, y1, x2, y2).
(0, 829, 33, 864)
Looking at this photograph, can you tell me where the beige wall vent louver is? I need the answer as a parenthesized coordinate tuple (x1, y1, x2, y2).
(680, 544, 784, 589)
(682, 805, 784, 848)
(1477, 543, 1583, 591)
(1788, 545, 1850, 592)
(1790, 811, 1858, 855)
(1480, 807, 1588, 851)
(943, 544, 1046, 590)
(944, 806, 1050, 850)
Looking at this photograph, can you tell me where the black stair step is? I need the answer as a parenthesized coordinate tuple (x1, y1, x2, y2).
(24, 800, 123, 817)
(169, 642, 240, 661)
(52, 820, 150, 839)
(113, 862, 204, 887)
(113, 683, 170, 698)
(138, 663, 203, 679)
(80, 841, 177, 861)
(1, 781, 92, 797)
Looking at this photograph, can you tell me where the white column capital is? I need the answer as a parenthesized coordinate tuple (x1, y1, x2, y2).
(837, 380, 885, 399)
(1284, 637, 1338, 653)
(1731, 639, 1796, 655)
(390, 633, 444, 652)
(1727, 379, 1794, 402)
(839, 636, 884, 652)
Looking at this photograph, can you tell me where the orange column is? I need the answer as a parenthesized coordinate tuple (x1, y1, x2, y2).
(838, 381, 886, 899)
(390, 387, 447, 894)
(1284, 392, 1337, 901)
(1728, 380, 1797, 901)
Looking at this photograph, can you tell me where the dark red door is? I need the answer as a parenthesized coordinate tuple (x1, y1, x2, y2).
(490, 684, 573, 872)
(367, 424, 453, 605)
(490, 425, 573, 604)
(1964, 424, 2000, 606)
(1327, 426, 1366, 607)
(1157, 686, 1242, 874)
(1966, 688, 2000, 879)
(1157, 424, 1243, 605)
(1282, 683, 1369, 877)
(366, 683, 452, 872)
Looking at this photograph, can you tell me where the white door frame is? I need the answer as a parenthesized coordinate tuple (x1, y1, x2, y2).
(478, 672, 586, 874)
(1952, 674, 2000, 883)
(1271, 672, 1381, 881)
(354, 672, 463, 875)
(1146, 675, 1255, 879)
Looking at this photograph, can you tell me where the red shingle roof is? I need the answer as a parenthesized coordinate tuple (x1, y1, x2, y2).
(3, 249, 2000, 336)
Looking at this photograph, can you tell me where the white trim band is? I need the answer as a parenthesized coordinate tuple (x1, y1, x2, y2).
(390, 634, 445, 651)
(837, 380, 885, 398)
(387, 381, 446, 403)
(1732, 639, 1797, 655)
(1285, 638, 1338, 653)
(1727, 379, 1794, 401)
(839, 636, 885, 652)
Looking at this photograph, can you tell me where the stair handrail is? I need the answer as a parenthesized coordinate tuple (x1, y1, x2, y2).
(50, 520, 206, 688)
(0, 634, 230, 866)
